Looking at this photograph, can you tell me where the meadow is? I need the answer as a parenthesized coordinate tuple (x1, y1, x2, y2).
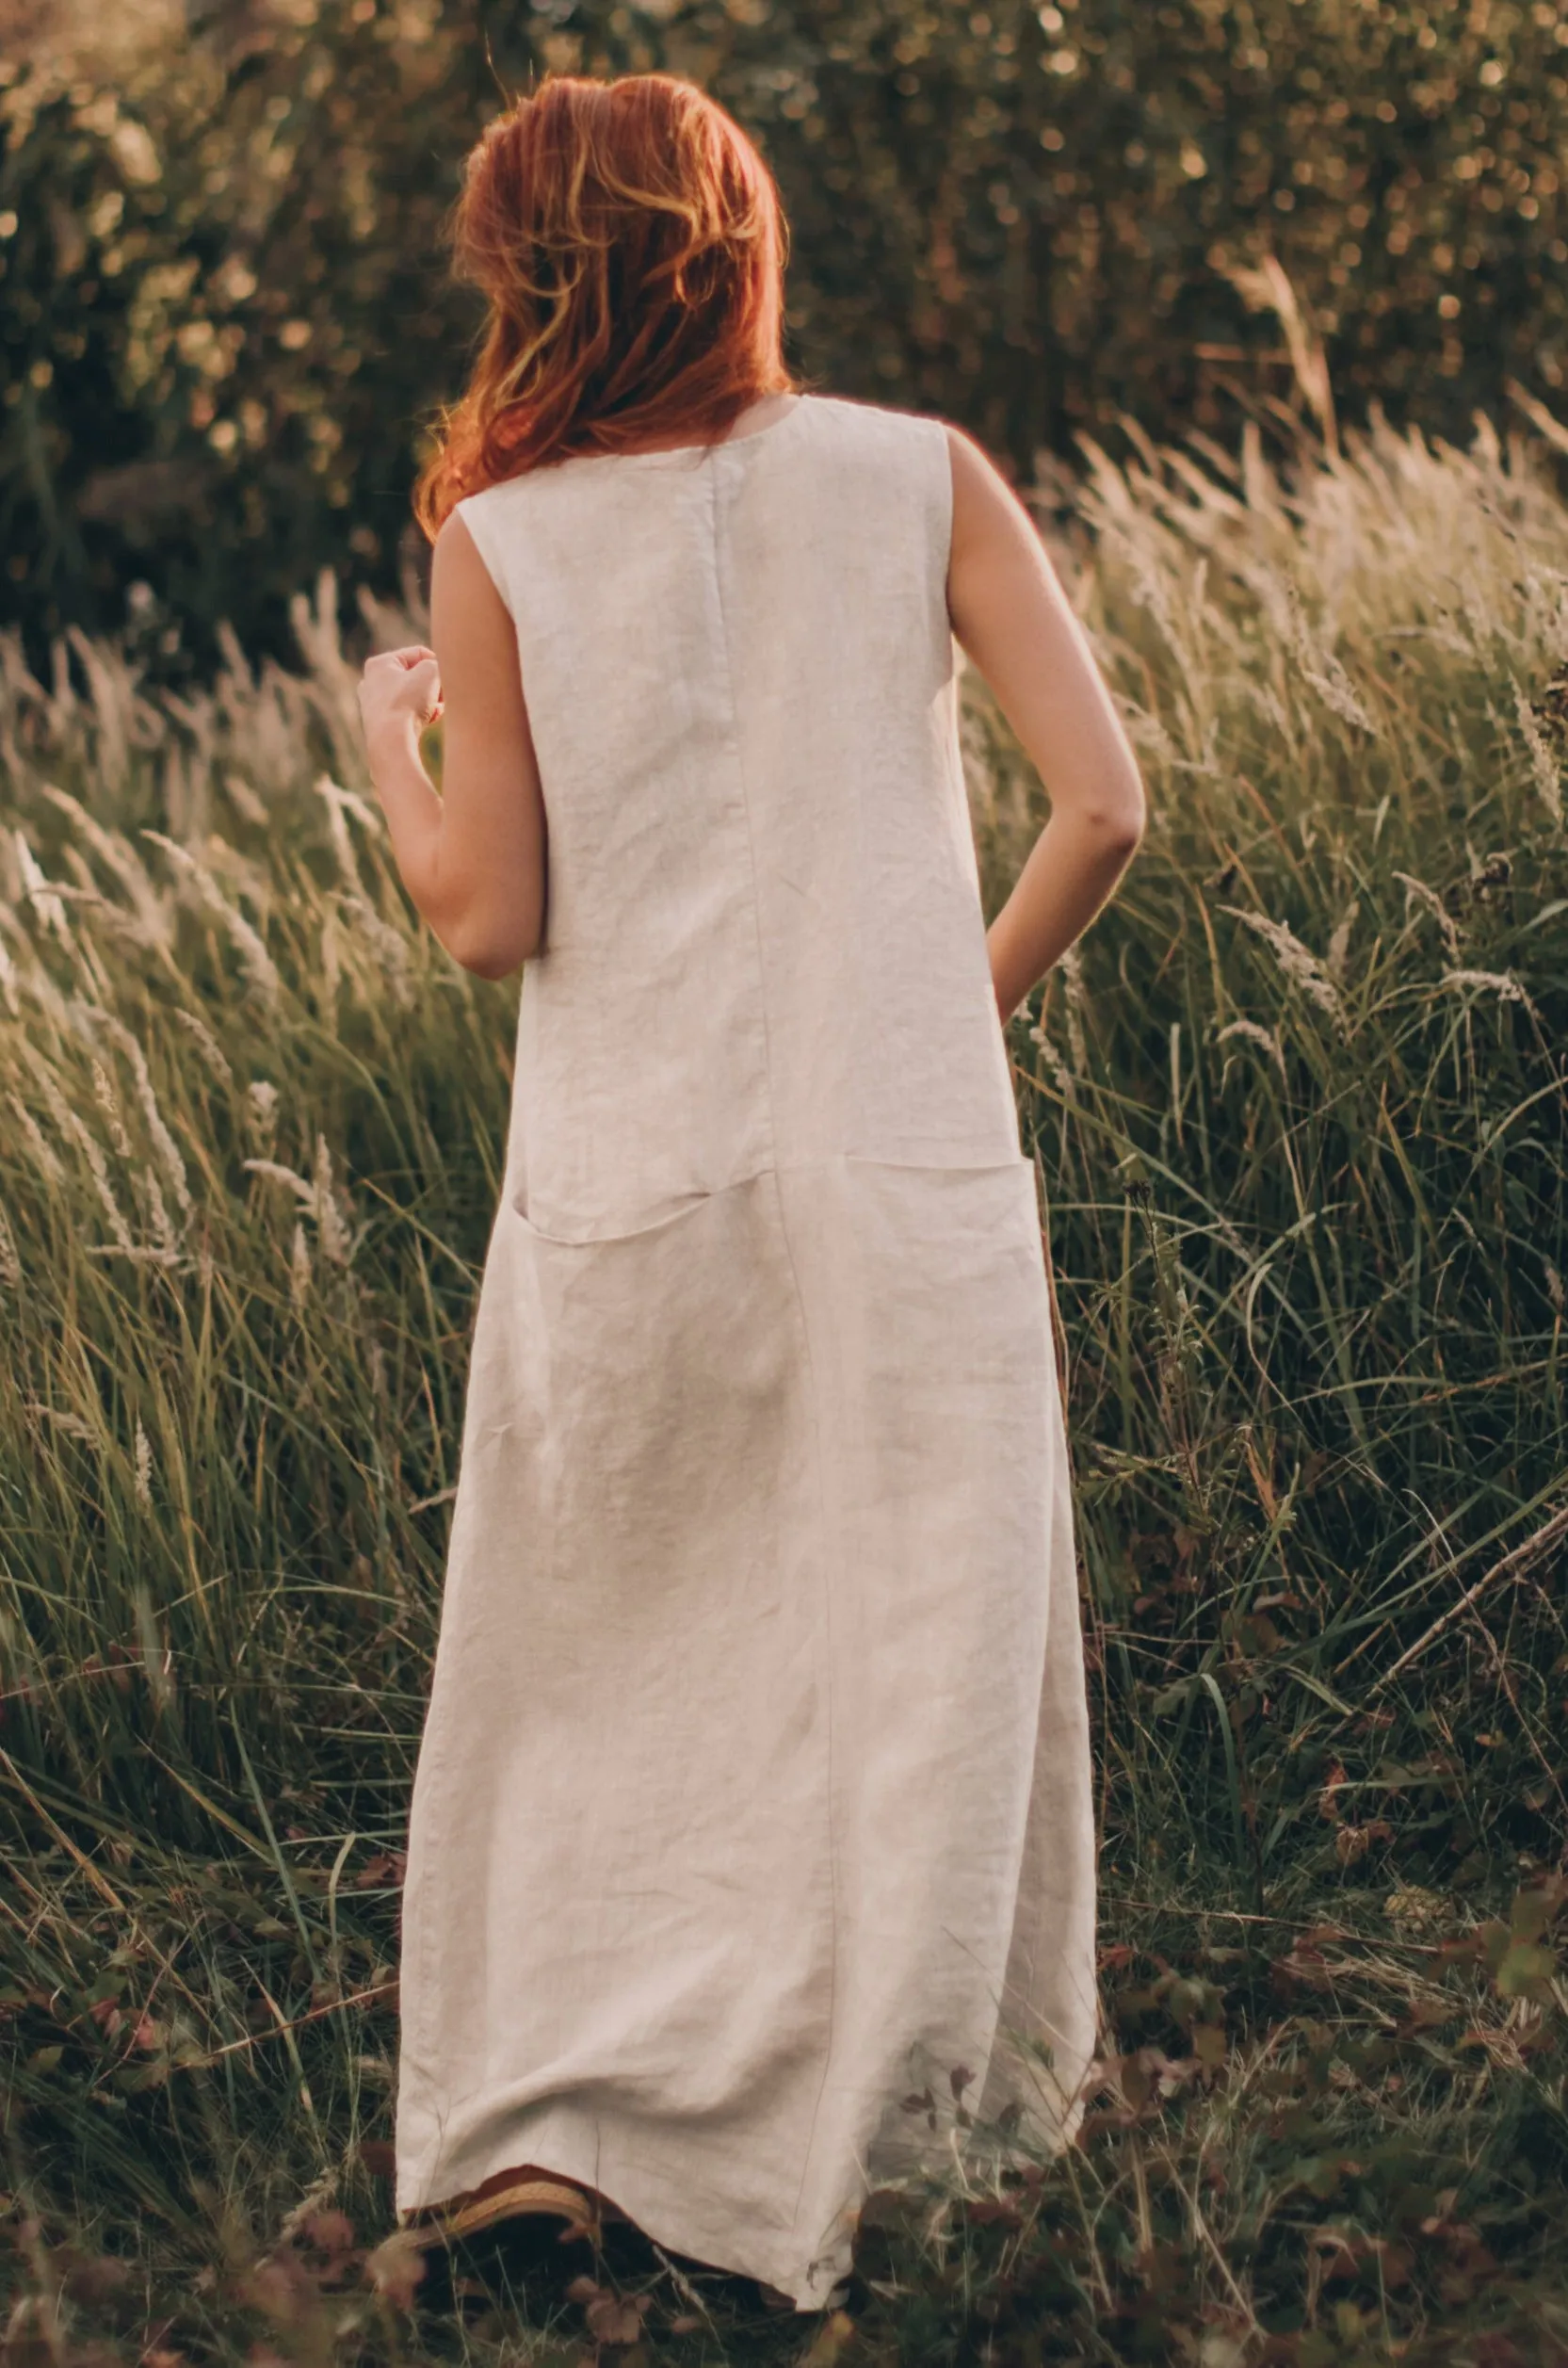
(1, 411, 1566, 2365)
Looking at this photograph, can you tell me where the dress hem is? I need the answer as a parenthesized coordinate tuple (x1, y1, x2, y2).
(396, 2115, 855, 2311)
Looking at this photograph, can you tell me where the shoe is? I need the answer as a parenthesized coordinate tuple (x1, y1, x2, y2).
(405, 2174, 622, 2248)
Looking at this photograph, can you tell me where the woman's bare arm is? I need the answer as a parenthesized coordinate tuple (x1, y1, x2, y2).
(946, 425, 1145, 1023)
(357, 514, 546, 981)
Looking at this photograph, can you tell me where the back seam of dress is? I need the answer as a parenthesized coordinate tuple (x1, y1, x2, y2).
(702, 453, 847, 2270)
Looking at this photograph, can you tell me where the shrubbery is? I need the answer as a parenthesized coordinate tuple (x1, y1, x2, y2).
(5, 0, 1568, 655)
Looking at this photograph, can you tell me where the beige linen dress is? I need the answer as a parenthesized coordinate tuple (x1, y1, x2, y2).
(395, 391, 1097, 2308)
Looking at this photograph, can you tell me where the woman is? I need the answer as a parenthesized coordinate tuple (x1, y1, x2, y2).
(358, 72, 1144, 2313)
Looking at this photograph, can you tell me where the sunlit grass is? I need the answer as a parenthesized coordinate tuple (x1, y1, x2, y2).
(2, 417, 1566, 2363)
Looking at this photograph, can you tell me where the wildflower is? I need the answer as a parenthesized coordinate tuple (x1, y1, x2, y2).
(143, 1170, 179, 1260)
(84, 1016, 193, 1220)
(174, 1010, 234, 1085)
(1284, 582, 1377, 734)
(291, 1221, 312, 1307)
(14, 834, 68, 938)
(345, 892, 414, 1007)
(1299, 655, 1377, 735)
(132, 1057, 193, 1221)
(143, 830, 283, 1004)
(318, 781, 358, 888)
(42, 783, 170, 946)
(1124, 547, 1184, 657)
(1221, 907, 1346, 1030)
(1393, 871, 1459, 959)
(92, 1061, 133, 1159)
(1059, 944, 1089, 1075)
(68, 1112, 137, 1251)
(1442, 967, 1532, 1006)
(1217, 1017, 1286, 1078)
(9, 1095, 63, 1183)
(315, 773, 380, 883)
(1028, 1024, 1076, 1101)
(222, 770, 269, 827)
(1513, 679, 1564, 827)
(24, 1402, 96, 1445)
(245, 1154, 315, 1206)
(313, 1135, 351, 1266)
(245, 1079, 280, 1143)
(134, 1419, 154, 1513)
(33, 1060, 135, 1250)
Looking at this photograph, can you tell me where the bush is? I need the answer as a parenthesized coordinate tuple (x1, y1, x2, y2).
(4, 0, 1568, 655)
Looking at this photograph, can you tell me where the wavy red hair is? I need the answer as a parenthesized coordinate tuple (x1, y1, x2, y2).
(414, 73, 800, 535)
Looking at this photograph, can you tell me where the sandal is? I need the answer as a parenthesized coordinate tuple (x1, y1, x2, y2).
(406, 2172, 622, 2248)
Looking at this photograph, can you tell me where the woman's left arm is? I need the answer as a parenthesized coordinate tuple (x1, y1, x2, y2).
(357, 514, 547, 981)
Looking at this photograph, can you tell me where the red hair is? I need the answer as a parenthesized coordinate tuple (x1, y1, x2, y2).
(414, 73, 799, 535)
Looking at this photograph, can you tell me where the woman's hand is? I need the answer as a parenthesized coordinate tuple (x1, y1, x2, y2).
(358, 645, 445, 754)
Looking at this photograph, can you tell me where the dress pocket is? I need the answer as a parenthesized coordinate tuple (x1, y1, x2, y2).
(505, 1181, 720, 1248)
(477, 1167, 809, 1619)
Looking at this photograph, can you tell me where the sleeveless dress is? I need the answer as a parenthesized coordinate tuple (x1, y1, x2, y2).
(394, 391, 1097, 2309)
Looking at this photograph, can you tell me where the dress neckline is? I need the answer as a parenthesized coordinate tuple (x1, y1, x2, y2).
(574, 394, 814, 469)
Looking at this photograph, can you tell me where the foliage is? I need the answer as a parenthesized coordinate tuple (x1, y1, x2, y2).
(2, 418, 1568, 2360)
(6, 0, 1568, 657)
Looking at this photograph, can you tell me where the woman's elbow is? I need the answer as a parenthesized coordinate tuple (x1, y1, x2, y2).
(1112, 801, 1147, 859)
(1090, 780, 1147, 860)
(443, 916, 540, 980)
(459, 946, 527, 982)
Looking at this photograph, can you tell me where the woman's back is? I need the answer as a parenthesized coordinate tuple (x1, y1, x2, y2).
(456, 393, 1019, 1240)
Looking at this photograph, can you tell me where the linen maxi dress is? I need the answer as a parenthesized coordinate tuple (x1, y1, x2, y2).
(395, 390, 1098, 2309)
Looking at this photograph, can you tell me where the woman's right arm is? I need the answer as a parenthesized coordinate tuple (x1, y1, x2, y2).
(945, 424, 1146, 1024)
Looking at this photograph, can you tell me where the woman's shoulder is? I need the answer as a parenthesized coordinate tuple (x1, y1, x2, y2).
(808, 394, 998, 473)
(798, 393, 959, 517)
(803, 389, 955, 449)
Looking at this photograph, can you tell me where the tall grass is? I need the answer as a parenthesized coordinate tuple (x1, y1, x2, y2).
(2, 418, 1566, 2365)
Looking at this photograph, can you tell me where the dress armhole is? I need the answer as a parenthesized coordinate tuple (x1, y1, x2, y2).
(928, 415, 956, 595)
(921, 416, 958, 660)
(453, 493, 516, 622)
